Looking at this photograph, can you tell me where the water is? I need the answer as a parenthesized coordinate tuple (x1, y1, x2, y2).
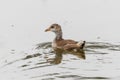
(1, 0, 120, 80)
(0, 42, 120, 80)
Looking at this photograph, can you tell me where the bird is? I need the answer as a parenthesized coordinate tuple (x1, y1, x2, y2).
(45, 23, 85, 51)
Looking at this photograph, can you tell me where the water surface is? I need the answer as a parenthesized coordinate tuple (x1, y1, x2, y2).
(0, 42, 120, 80)
(0, 0, 120, 80)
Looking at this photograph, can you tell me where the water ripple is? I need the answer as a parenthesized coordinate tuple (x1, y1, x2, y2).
(0, 42, 120, 80)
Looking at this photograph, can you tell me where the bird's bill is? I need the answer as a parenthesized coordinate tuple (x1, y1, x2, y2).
(45, 28, 51, 32)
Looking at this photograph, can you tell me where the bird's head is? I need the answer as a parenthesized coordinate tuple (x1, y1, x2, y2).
(45, 24, 62, 33)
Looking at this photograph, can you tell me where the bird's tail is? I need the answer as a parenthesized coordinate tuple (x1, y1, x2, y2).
(77, 40, 86, 49)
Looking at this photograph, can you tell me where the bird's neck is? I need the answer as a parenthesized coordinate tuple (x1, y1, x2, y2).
(54, 31, 63, 41)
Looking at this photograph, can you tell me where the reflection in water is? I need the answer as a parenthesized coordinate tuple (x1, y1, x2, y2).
(46, 48, 85, 64)
(1, 42, 120, 80)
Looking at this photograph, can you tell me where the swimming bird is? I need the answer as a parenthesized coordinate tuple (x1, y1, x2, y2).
(45, 24, 85, 50)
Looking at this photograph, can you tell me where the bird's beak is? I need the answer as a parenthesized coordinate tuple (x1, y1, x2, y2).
(45, 28, 51, 32)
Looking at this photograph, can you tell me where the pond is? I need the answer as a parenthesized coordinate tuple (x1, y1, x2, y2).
(0, 0, 120, 80)
(0, 42, 120, 80)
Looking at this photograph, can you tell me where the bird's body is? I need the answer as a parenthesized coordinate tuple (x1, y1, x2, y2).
(52, 39, 77, 49)
(45, 24, 85, 50)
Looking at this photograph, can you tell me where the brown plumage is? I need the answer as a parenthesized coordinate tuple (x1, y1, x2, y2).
(45, 23, 85, 50)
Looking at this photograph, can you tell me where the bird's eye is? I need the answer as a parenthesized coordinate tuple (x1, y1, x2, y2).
(51, 26, 54, 28)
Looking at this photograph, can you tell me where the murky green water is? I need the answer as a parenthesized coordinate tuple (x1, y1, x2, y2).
(0, 42, 120, 80)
